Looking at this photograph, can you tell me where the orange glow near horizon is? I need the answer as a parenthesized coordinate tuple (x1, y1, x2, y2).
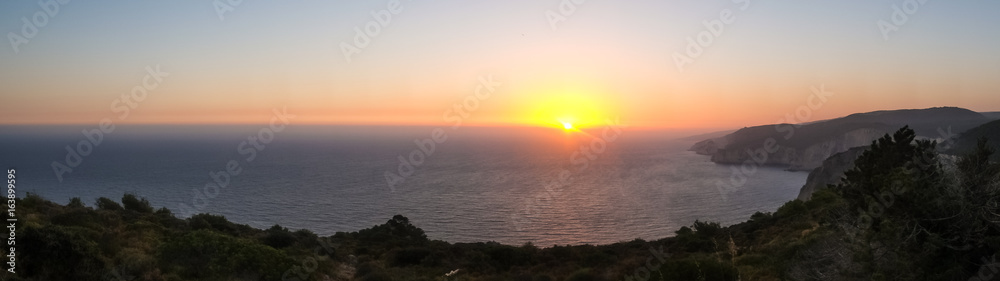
(2, 2, 1000, 130)
(507, 78, 623, 130)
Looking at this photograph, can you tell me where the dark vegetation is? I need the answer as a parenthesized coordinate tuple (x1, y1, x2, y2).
(3, 126, 999, 280)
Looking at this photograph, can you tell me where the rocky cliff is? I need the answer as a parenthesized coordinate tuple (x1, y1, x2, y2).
(707, 128, 889, 171)
(796, 146, 867, 201)
(689, 107, 992, 171)
(689, 137, 728, 155)
(796, 147, 962, 201)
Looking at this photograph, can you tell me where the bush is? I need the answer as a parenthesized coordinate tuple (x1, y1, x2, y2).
(112, 247, 159, 280)
(50, 209, 101, 229)
(263, 224, 297, 249)
(392, 247, 431, 266)
(660, 257, 738, 281)
(673, 221, 723, 253)
(68, 197, 85, 208)
(96, 197, 124, 211)
(155, 207, 172, 215)
(159, 230, 293, 280)
(774, 200, 806, 220)
(187, 213, 252, 236)
(19, 225, 105, 280)
(355, 262, 381, 279)
(357, 215, 428, 246)
(693, 220, 722, 238)
(122, 194, 154, 213)
(750, 211, 771, 222)
(565, 268, 604, 281)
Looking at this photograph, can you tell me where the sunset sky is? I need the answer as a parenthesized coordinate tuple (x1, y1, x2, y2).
(1, 0, 998, 129)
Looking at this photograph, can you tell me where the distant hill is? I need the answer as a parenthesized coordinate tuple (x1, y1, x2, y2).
(949, 119, 1000, 160)
(690, 107, 991, 170)
(981, 111, 1000, 120)
(832, 107, 989, 136)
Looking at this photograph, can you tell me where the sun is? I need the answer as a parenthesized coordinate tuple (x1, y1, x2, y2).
(518, 82, 620, 130)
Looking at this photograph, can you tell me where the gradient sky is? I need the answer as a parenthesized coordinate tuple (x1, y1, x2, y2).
(1, 0, 998, 129)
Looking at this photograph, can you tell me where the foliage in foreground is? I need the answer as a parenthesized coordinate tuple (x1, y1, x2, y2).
(2, 126, 999, 281)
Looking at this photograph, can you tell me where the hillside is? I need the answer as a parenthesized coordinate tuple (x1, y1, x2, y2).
(981, 112, 1000, 120)
(689, 107, 991, 170)
(0, 193, 800, 281)
(833, 107, 988, 135)
(795, 146, 867, 201)
(950, 119, 1000, 160)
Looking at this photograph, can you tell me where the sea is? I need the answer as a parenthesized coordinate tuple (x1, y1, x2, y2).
(0, 125, 807, 246)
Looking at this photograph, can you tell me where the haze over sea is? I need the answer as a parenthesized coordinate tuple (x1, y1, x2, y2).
(1, 125, 806, 246)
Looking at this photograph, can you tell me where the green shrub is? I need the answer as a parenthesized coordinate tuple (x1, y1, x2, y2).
(159, 230, 293, 280)
(96, 197, 124, 211)
(565, 268, 604, 281)
(355, 262, 380, 278)
(774, 200, 807, 220)
(674, 224, 716, 252)
(68, 197, 85, 208)
(50, 209, 101, 229)
(392, 247, 431, 266)
(19, 225, 105, 280)
(263, 224, 297, 248)
(187, 213, 253, 236)
(121, 193, 154, 213)
(356, 215, 428, 246)
(749, 211, 771, 222)
(660, 257, 738, 281)
(693, 220, 722, 237)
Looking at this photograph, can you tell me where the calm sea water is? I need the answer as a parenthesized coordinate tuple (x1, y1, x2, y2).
(0, 125, 806, 246)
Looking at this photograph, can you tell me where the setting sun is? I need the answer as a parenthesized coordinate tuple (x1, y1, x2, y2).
(517, 83, 620, 129)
